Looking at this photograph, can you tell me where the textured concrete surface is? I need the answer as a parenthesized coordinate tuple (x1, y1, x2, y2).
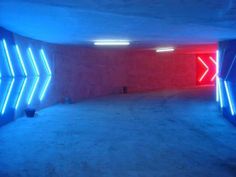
(50, 46, 197, 101)
(0, 87, 236, 177)
(1, 1, 236, 44)
(14, 34, 199, 104)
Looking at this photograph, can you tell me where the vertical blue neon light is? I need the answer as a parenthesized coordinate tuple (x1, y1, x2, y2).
(40, 49, 52, 75)
(16, 45, 27, 77)
(15, 78, 27, 110)
(1, 78, 15, 115)
(28, 48, 40, 76)
(3, 39, 15, 77)
(218, 78, 224, 108)
(39, 76, 51, 101)
(224, 81, 235, 115)
(27, 77, 40, 105)
(216, 50, 219, 102)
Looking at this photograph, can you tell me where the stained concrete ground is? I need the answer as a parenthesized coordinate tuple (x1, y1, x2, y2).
(0, 87, 236, 177)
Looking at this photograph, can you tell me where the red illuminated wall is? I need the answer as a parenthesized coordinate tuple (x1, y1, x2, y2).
(49, 46, 199, 102)
(14, 34, 217, 106)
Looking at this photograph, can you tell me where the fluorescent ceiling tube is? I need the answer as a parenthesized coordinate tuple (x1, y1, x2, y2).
(156, 47, 175, 53)
(94, 40, 130, 46)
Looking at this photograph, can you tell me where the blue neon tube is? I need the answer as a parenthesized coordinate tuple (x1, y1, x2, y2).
(27, 77, 40, 105)
(40, 49, 52, 75)
(1, 78, 15, 114)
(39, 76, 51, 101)
(15, 78, 27, 110)
(224, 81, 235, 115)
(28, 48, 40, 76)
(16, 45, 27, 77)
(3, 39, 15, 77)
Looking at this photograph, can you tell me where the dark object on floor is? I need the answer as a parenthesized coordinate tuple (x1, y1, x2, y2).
(64, 97, 72, 104)
(25, 108, 36, 118)
(123, 86, 128, 94)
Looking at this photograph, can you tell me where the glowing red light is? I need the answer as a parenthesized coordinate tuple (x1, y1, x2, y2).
(198, 57, 209, 82)
(196, 53, 216, 85)
(209, 56, 217, 81)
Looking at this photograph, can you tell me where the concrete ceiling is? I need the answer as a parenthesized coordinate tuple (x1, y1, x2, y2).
(1, 0, 236, 45)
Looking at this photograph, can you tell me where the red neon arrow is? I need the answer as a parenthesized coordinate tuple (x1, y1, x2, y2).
(209, 56, 217, 81)
(198, 56, 209, 82)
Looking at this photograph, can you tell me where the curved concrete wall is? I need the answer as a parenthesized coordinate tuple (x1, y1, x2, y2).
(14, 35, 199, 107)
(55, 47, 197, 101)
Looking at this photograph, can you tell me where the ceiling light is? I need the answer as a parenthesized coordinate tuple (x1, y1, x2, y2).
(156, 47, 175, 53)
(94, 40, 130, 46)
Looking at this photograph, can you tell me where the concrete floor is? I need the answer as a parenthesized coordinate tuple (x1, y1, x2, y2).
(0, 87, 236, 177)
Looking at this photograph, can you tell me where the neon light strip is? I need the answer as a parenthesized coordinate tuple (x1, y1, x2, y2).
(198, 57, 209, 82)
(209, 56, 217, 81)
(94, 40, 130, 46)
(39, 76, 51, 101)
(2, 39, 15, 77)
(216, 50, 219, 74)
(209, 56, 217, 65)
(15, 45, 27, 77)
(40, 49, 52, 75)
(216, 50, 219, 102)
(216, 76, 219, 102)
(218, 78, 223, 108)
(28, 48, 40, 76)
(1, 78, 15, 114)
(224, 81, 235, 115)
(15, 78, 27, 110)
(27, 77, 40, 105)
(156, 47, 175, 53)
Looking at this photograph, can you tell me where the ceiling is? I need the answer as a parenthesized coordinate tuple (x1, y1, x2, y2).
(1, 0, 236, 45)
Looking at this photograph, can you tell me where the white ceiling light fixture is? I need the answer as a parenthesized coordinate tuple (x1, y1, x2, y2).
(94, 39, 130, 46)
(156, 47, 175, 53)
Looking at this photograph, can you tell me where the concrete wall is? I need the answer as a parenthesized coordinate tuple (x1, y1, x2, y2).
(14, 35, 199, 106)
(52, 46, 197, 103)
